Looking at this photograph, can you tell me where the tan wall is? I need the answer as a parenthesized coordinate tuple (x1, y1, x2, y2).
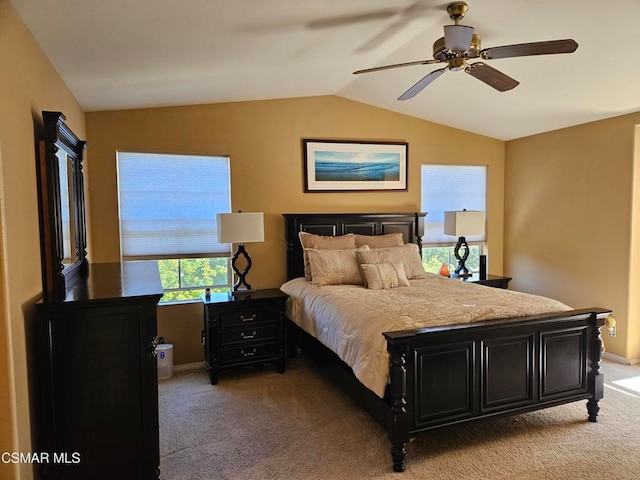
(86, 96, 505, 364)
(0, 1, 86, 479)
(157, 302, 203, 365)
(505, 112, 640, 360)
(0, 146, 13, 479)
(628, 126, 640, 361)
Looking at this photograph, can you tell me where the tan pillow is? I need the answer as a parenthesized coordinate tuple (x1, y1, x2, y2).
(360, 263, 410, 290)
(358, 244, 427, 280)
(299, 232, 356, 280)
(354, 233, 404, 248)
(306, 246, 369, 286)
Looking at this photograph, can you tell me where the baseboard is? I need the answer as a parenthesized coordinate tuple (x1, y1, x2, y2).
(174, 362, 205, 372)
(602, 352, 631, 365)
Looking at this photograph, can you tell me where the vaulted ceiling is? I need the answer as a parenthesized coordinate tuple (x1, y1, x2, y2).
(11, 0, 640, 140)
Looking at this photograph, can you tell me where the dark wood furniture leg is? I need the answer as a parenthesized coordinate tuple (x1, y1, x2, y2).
(210, 368, 220, 385)
(387, 341, 410, 473)
(587, 312, 604, 422)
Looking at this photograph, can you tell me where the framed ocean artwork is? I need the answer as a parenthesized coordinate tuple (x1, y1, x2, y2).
(303, 139, 408, 192)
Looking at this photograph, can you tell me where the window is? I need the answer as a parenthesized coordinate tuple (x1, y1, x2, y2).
(117, 152, 231, 302)
(421, 165, 487, 274)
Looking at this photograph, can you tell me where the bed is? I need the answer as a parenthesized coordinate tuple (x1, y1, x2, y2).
(282, 212, 610, 472)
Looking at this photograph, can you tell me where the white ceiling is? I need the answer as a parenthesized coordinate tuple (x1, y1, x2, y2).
(11, 0, 640, 140)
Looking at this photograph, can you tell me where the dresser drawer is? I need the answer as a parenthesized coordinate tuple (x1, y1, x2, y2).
(219, 307, 277, 328)
(220, 342, 277, 364)
(220, 325, 276, 346)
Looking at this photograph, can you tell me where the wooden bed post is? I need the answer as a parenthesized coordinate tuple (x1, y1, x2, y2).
(387, 338, 410, 472)
(586, 310, 607, 422)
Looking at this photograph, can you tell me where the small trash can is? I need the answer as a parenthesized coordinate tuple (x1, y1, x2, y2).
(156, 344, 174, 379)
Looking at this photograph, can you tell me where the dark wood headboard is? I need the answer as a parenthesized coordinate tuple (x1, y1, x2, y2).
(283, 212, 426, 280)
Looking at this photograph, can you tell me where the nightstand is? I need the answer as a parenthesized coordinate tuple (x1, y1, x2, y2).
(201, 288, 288, 384)
(463, 273, 512, 289)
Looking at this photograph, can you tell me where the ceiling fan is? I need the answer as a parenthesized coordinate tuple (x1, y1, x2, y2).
(353, 2, 578, 100)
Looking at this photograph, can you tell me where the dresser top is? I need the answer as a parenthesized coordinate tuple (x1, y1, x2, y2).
(40, 261, 164, 305)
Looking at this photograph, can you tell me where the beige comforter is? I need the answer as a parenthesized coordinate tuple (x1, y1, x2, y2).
(280, 274, 572, 397)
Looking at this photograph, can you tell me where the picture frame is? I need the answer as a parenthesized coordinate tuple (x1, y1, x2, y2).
(303, 139, 408, 192)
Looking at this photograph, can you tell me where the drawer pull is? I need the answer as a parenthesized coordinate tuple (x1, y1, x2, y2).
(241, 348, 257, 357)
(240, 314, 257, 322)
(240, 331, 257, 340)
(149, 337, 158, 358)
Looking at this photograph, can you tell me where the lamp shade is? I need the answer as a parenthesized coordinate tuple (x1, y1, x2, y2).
(444, 24, 474, 52)
(217, 212, 264, 244)
(444, 210, 485, 237)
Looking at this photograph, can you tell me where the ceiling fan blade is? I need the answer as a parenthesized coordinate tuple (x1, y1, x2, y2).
(465, 62, 519, 92)
(353, 59, 441, 75)
(356, 19, 411, 52)
(308, 9, 398, 29)
(481, 39, 578, 60)
(398, 67, 447, 100)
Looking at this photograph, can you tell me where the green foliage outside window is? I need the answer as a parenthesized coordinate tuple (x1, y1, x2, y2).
(157, 258, 230, 302)
(422, 245, 481, 275)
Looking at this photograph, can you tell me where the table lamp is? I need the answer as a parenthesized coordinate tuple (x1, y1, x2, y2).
(217, 211, 264, 295)
(444, 209, 485, 278)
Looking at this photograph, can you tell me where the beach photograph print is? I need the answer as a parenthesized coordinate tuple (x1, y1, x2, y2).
(304, 140, 408, 192)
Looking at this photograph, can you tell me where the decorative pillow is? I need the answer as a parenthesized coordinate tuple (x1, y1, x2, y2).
(306, 246, 369, 286)
(357, 244, 427, 280)
(360, 263, 410, 290)
(354, 233, 404, 248)
(299, 232, 356, 280)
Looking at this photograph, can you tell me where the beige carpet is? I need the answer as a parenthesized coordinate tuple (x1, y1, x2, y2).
(159, 357, 640, 480)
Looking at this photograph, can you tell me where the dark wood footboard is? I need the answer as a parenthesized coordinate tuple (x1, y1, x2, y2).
(383, 307, 610, 472)
(288, 305, 609, 472)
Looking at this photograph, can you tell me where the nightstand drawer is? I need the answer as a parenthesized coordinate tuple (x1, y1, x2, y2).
(220, 325, 276, 345)
(219, 307, 277, 328)
(220, 342, 277, 364)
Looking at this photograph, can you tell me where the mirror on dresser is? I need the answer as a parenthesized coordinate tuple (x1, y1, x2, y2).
(36, 111, 88, 299)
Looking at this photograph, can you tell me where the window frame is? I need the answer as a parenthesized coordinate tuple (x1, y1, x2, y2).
(116, 151, 232, 302)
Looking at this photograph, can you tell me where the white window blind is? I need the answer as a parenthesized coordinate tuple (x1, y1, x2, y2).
(421, 165, 487, 245)
(117, 152, 231, 259)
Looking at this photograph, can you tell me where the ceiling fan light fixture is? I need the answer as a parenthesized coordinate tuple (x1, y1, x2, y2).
(444, 24, 474, 52)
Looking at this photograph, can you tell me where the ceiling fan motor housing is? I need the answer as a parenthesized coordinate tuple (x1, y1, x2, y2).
(433, 33, 481, 61)
(447, 2, 469, 21)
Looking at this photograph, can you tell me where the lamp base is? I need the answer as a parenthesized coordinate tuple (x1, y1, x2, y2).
(231, 243, 253, 292)
(453, 235, 471, 277)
